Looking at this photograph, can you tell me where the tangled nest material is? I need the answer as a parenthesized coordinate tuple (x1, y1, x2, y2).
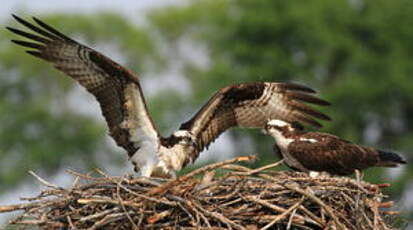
(0, 156, 399, 229)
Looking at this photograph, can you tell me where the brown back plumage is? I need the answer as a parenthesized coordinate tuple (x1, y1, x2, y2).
(180, 82, 331, 160)
(7, 15, 159, 156)
(287, 132, 406, 175)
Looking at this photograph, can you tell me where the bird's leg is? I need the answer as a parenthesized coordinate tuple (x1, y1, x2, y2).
(319, 171, 331, 179)
(168, 170, 177, 179)
(150, 158, 175, 179)
(354, 169, 363, 183)
(353, 169, 364, 210)
(139, 164, 155, 177)
(131, 142, 160, 177)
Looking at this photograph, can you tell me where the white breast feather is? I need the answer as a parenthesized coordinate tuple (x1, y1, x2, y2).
(268, 130, 294, 150)
(123, 84, 159, 147)
(173, 130, 192, 138)
(123, 84, 161, 176)
(268, 119, 289, 127)
(276, 135, 295, 149)
(157, 144, 189, 173)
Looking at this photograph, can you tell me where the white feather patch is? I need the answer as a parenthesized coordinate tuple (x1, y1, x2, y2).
(276, 136, 295, 149)
(124, 83, 160, 176)
(123, 84, 159, 145)
(309, 171, 320, 178)
(173, 130, 192, 138)
(299, 137, 318, 143)
(268, 119, 289, 127)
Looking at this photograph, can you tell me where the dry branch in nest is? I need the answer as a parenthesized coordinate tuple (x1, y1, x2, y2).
(0, 156, 400, 229)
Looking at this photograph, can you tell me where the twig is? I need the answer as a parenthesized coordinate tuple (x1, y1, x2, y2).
(244, 196, 320, 227)
(148, 155, 255, 195)
(286, 204, 299, 230)
(77, 197, 141, 209)
(66, 169, 117, 182)
(79, 208, 119, 222)
(88, 213, 130, 230)
(221, 164, 252, 172)
(67, 215, 75, 229)
(193, 201, 247, 230)
(0, 200, 61, 213)
(298, 206, 325, 226)
(234, 160, 284, 176)
(116, 181, 139, 230)
(28, 171, 62, 189)
(260, 198, 303, 230)
(282, 183, 347, 230)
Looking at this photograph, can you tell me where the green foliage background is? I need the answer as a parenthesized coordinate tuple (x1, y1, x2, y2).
(0, 0, 412, 227)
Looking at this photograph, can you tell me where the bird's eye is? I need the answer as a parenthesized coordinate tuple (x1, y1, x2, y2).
(291, 122, 304, 131)
(182, 137, 191, 143)
(266, 124, 275, 130)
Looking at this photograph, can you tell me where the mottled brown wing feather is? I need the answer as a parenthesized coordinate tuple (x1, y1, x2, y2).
(180, 82, 331, 157)
(7, 15, 159, 156)
(288, 133, 379, 175)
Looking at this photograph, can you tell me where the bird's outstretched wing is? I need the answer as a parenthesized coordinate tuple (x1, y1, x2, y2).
(7, 15, 160, 157)
(180, 82, 331, 156)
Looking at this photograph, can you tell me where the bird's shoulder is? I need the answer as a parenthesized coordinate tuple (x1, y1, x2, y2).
(295, 132, 352, 146)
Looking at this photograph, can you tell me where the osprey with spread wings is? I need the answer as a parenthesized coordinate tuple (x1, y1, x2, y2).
(8, 15, 331, 177)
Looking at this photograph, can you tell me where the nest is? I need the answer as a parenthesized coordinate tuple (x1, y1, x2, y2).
(0, 156, 399, 230)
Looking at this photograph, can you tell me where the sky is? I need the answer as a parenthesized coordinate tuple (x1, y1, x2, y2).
(0, 0, 182, 22)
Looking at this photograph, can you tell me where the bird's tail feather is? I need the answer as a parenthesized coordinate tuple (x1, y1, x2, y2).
(377, 150, 407, 167)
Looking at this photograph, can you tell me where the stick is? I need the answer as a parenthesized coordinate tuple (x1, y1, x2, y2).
(148, 155, 255, 195)
(260, 199, 302, 230)
(116, 181, 139, 230)
(234, 160, 284, 176)
(28, 171, 62, 189)
(283, 183, 347, 230)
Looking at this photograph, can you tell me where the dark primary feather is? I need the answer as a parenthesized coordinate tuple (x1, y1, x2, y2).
(12, 15, 62, 40)
(7, 27, 51, 44)
(289, 103, 330, 120)
(285, 91, 331, 106)
(377, 150, 407, 166)
(8, 15, 159, 156)
(277, 82, 317, 94)
(179, 82, 331, 163)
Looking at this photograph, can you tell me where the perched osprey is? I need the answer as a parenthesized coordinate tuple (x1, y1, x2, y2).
(8, 15, 331, 177)
(265, 119, 406, 175)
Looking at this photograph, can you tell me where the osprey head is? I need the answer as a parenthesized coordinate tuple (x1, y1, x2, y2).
(265, 119, 291, 133)
(172, 130, 197, 148)
(265, 119, 303, 136)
